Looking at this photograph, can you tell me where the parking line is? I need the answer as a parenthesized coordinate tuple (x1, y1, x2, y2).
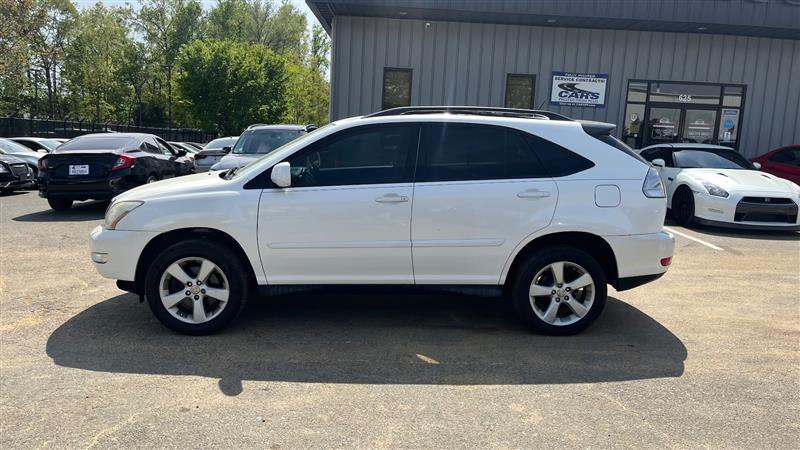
(664, 226, 724, 251)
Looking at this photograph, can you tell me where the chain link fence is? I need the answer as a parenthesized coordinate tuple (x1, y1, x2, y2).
(0, 117, 216, 143)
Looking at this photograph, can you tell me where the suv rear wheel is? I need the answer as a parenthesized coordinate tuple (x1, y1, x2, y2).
(510, 247, 607, 335)
(144, 239, 249, 335)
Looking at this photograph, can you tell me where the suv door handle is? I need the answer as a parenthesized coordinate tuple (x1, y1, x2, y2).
(375, 193, 409, 203)
(517, 189, 551, 199)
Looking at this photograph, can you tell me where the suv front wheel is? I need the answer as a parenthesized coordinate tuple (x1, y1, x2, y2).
(511, 247, 607, 335)
(144, 239, 250, 335)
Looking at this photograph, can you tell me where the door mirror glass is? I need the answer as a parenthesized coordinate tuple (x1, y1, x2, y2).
(222, 146, 231, 153)
(651, 158, 666, 168)
(271, 161, 291, 188)
(752, 161, 761, 170)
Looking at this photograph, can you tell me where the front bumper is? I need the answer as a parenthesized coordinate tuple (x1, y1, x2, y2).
(693, 191, 800, 230)
(90, 225, 158, 281)
(604, 231, 675, 289)
(1, 179, 35, 190)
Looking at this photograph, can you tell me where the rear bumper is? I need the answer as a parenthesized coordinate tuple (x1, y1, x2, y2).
(604, 231, 675, 284)
(39, 170, 140, 200)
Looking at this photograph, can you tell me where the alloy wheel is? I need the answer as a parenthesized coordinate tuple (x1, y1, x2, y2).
(528, 261, 595, 326)
(158, 257, 230, 324)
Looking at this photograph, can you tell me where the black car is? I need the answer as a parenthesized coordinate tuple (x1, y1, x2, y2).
(37, 133, 192, 211)
(0, 154, 35, 194)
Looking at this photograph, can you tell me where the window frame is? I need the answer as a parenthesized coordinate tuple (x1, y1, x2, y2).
(381, 67, 413, 110)
(504, 73, 536, 110)
(415, 122, 550, 183)
(278, 123, 422, 189)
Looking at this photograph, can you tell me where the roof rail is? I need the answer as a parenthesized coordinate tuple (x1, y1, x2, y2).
(246, 123, 268, 130)
(365, 106, 573, 121)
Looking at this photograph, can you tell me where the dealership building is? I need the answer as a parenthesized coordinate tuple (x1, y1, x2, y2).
(307, 0, 800, 157)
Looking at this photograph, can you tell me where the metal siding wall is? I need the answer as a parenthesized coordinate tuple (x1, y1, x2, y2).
(331, 16, 800, 156)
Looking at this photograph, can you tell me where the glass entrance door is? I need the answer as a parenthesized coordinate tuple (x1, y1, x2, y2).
(643, 106, 720, 147)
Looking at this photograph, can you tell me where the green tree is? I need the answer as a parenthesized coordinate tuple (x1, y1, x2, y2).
(176, 39, 287, 135)
(262, 0, 307, 57)
(137, 0, 202, 127)
(205, 0, 249, 41)
(284, 61, 328, 126)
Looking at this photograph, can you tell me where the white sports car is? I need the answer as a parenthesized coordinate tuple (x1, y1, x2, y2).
(639, 144, 800, 230)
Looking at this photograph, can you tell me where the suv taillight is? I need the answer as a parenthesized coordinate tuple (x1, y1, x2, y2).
(642, 167, 666, 198)
(37, 157, 47, 171)
(112, 154, 136, 171)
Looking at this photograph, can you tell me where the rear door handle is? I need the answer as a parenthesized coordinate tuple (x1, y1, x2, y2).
(517, 189, 551, 199)
(375, 193, 409, 203)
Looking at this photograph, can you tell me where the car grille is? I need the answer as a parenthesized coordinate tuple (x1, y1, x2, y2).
(10, 164, 29, 177)
(735, 197, 798, 223)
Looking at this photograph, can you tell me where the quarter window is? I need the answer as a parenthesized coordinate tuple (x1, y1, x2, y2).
(285, 125, 419, 187)
(417, 124, 547, 182)
(382, 68, 412, 110)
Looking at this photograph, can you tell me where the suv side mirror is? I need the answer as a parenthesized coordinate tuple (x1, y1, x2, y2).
(222, 146, 231, 153)
(271, 161, 291, 188)
(752, 161, 761, 170)
(176, 149, 187, 157)
(651, 158, 666, 168)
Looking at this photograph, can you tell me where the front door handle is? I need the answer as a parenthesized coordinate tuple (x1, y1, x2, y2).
(517, 189, 551, 199)
(375, 193, 409, 203)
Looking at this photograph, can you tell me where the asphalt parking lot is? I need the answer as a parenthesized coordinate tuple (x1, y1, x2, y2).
(1, 191, 798, 448)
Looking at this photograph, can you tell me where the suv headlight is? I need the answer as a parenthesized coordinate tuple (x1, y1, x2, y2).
(104, 201, 143, 230)
(702, 181, 729, 198)
(642, 167, 665, 198)
(0, 164, 8, 173)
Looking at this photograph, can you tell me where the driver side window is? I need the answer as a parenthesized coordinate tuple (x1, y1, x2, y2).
(285, 125, 419, 188)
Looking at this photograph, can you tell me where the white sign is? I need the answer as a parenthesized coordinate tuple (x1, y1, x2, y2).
(549, 72, 608, 108)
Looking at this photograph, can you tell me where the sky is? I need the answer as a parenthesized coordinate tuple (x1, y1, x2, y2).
(74, 1, 319, 32)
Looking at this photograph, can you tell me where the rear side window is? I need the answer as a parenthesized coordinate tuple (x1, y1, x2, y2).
(521, 133, 595, 177)
(417, 124, 547, 182)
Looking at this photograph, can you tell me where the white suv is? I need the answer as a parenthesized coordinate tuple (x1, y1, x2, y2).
(90, 107, 674, 336)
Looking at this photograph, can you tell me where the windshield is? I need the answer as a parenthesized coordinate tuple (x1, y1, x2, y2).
(56, 135, 138, 151)
(38, 139, 62, 150)
(230, 123, 335, 180)
(674, 149, 752, 169)
(205, 137, 238, 150)
(0, 138, 38, 154)
(232, 129, 304, 155)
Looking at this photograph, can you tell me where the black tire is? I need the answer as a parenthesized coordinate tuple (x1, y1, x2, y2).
(47, 198, 73, 211)
(672, 186, 696, 227)
(146, 174, 158, 184)
(510, 246, 607, 336)
(144, 239, 250, 335)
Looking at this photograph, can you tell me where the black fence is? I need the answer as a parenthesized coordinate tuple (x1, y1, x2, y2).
(0, 117, 216, 143)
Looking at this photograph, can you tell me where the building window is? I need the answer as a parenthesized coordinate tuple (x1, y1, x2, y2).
(382, 68, 412, 110)
(504, 74, 536, 109)
(622, 80, 746, 150)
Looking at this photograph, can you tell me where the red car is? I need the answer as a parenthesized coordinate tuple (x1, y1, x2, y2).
(751, 145, 800, 184)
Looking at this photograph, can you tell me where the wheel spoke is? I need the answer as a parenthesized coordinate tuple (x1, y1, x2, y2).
(203, 287, 229, 303)
(568, 273, 593, 290)
(566, 299, 589, 318)
(166, 263, 192, 284)
(550, 262, 565, 285)
(196, 259, 218, 284)
(192, 299, 207, 322)
(541, 299, 560, 324)
(161, 291, 186, 309)
(529, 283, 554, 297)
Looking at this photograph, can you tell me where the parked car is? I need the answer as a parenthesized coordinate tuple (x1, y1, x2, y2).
(751, 145, 800, 184)
(210, 125, 313, 171)
(0, 154, 35, 194)
(38, 133, 192, 211)
(192, 136, 238, 172)
(169, 142, 199, 155)
(0, 138, 43, 175)
(639, 143, 800, 230)
(9, 137, 62, 153)
(90, 106, 674, 336)
(183, 142, 204, 151)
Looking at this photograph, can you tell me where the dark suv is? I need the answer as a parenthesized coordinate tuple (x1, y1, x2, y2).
(37, 133, 192, 210)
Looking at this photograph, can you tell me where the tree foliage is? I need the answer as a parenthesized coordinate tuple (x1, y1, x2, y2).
(0, 0, 331, 134)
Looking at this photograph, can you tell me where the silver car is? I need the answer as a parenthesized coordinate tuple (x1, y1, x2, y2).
(0, 138, 42, 176)
(210, 125, 312, 171)
(193, 136, 238, 172)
